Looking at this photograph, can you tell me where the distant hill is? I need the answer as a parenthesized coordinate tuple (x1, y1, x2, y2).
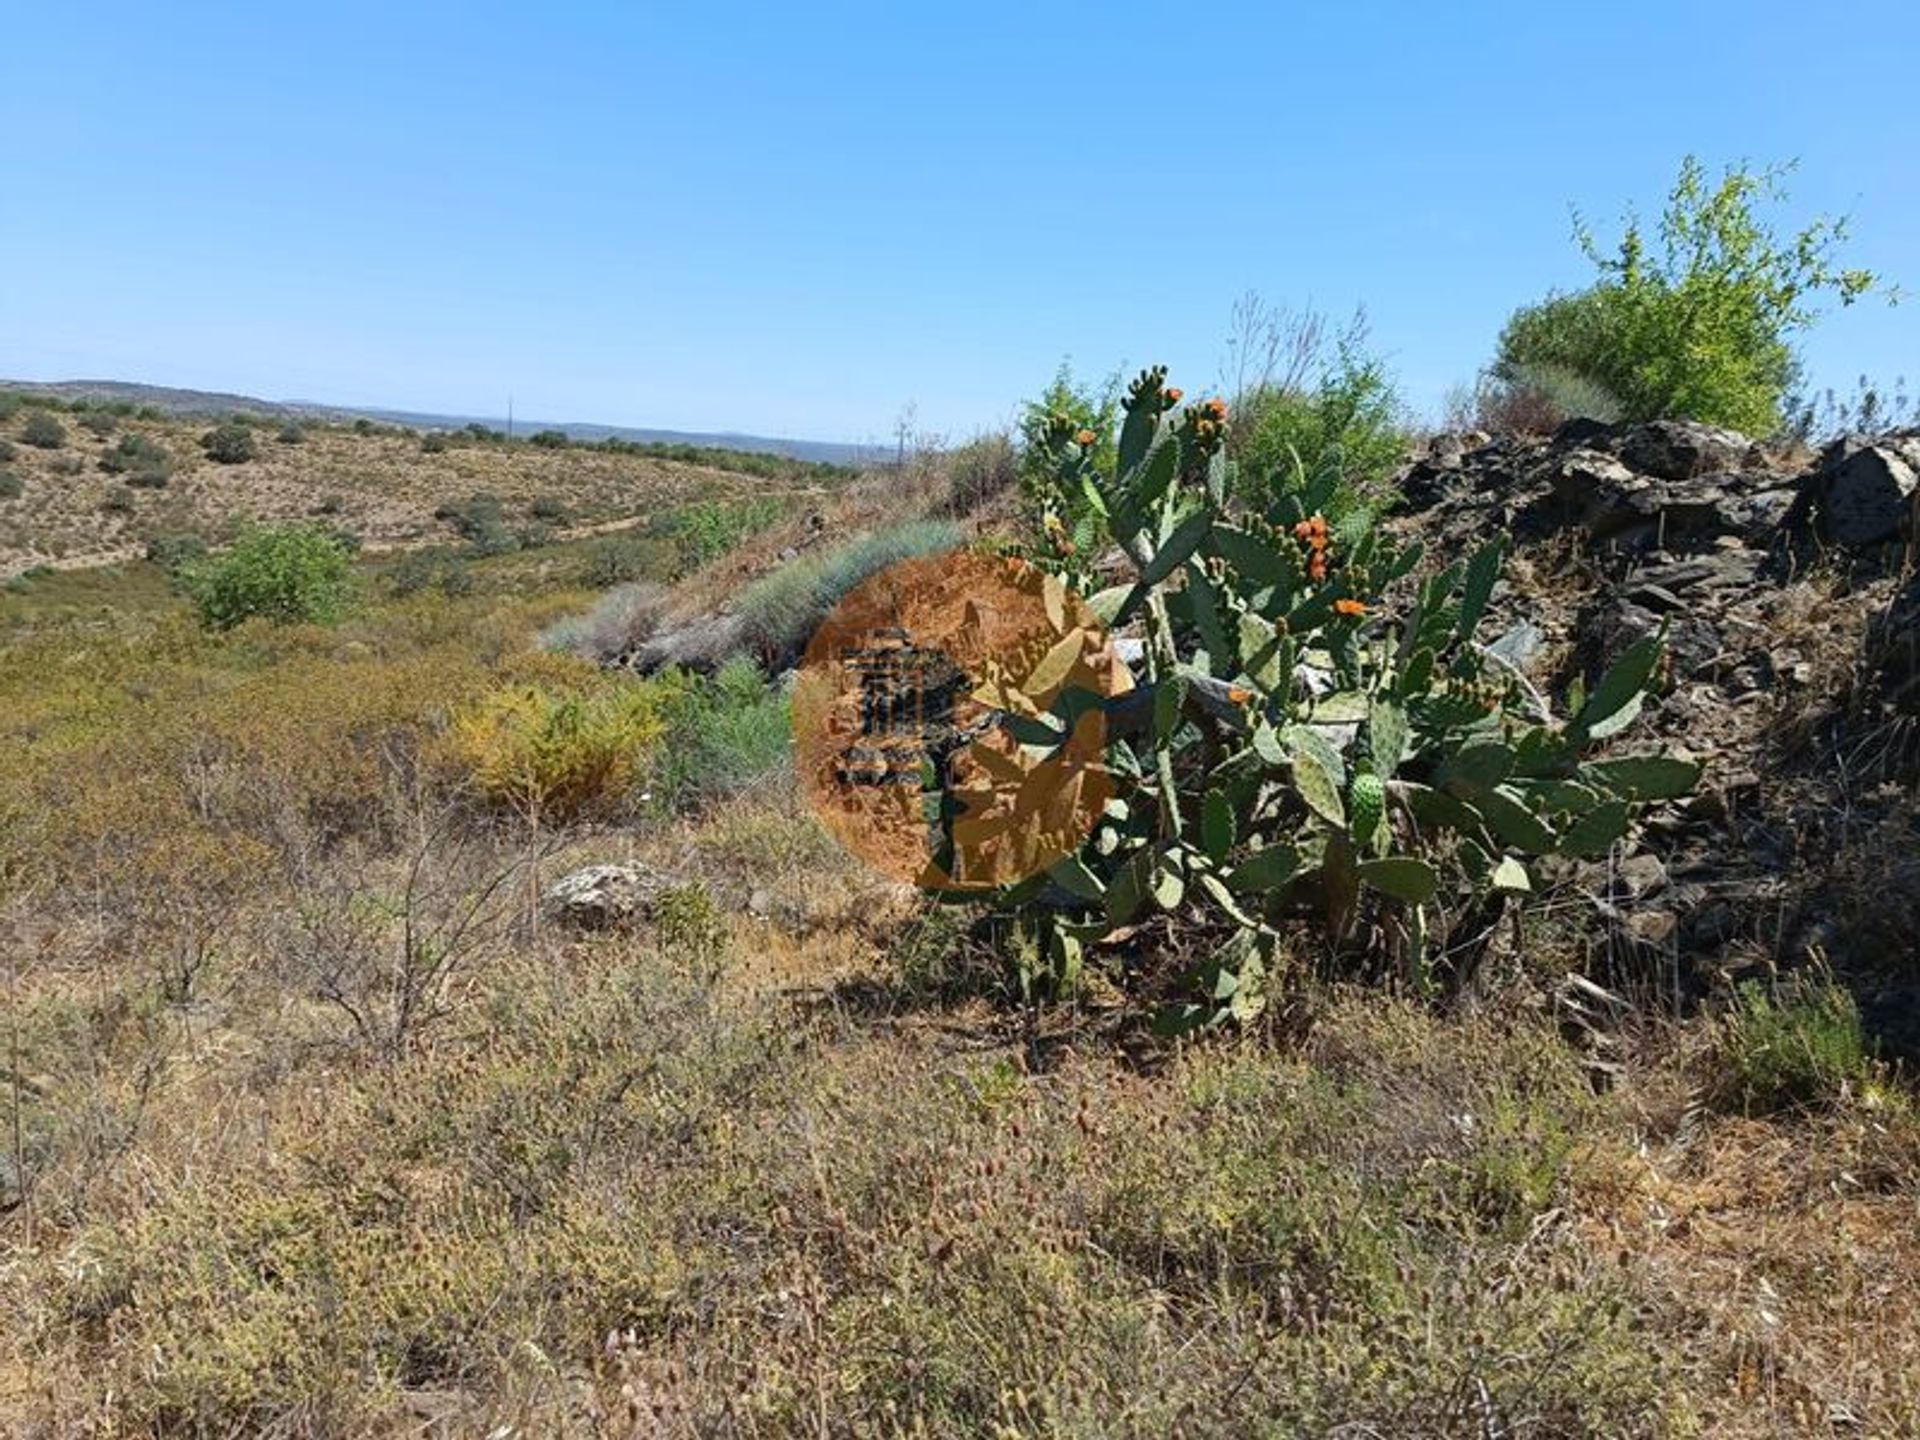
(0, 378, 878, 468)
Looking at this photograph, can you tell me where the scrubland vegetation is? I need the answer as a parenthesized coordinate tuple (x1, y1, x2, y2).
(3, 156, 1918, 1436)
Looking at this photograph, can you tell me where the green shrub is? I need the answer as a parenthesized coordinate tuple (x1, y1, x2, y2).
(1719, 976, 1877, 1115)
(670, 497, 783, 575)
(420, 431, 450, 454)
(99, 433, 176, 487)
(735, 519, 967, 663)
(352, 418, 375, 436)
(385, 548, 473, 598)
(77, 410, 117, 438)
(0, 439, 15, 462)
(1230, 347, 1410, 520)
(21, 411, 66, 449)
(579, 534, 664, 588)
(0, 468, 20, 500)
(99, 486, 136, 515)
(201, 421, 258, 464)
(650, 658, 792, 810)
(1490, 157, 1889, 435)
(528, 428, 570, 449)
(277, 422, 307, 445)
(528, 494, 570, 524)
(182, 524, 355, 630)
(144, 532, 210, 576)
(435, 491, 518, 555)
(1213, 298, 1411, 524)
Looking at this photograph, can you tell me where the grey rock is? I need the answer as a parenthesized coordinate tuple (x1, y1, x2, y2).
(1811, 437, 1919, 547)
(1612, 852, 1669, 902)
(542, 863, 674, 928)
(1484, 620, 1545, 669)
(1619, 420, 1752, 481)
(1552, 416, 1617, 451)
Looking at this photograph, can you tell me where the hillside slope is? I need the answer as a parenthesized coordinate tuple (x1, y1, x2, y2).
(0, 407, 841, 576)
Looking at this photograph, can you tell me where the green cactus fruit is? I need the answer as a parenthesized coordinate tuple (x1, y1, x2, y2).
(1349, 768, 1386, 849)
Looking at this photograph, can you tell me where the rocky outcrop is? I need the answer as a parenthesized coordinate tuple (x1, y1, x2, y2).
(1393, 418, 1919, 1023)
(1798, 433, 1920, 547)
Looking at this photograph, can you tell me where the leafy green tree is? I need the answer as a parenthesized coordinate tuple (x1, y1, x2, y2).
(1492, 157, 1889, 434)
(183, 524, 354, 629)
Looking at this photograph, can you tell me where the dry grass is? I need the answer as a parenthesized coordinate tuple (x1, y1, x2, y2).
(0, 414, 836, 577)
(5, 486, 1920, 1436)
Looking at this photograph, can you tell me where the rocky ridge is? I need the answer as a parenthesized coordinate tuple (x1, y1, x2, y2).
(1396, 418, 1919, 1049)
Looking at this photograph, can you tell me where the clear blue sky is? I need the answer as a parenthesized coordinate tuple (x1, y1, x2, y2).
(5, 2, 1915, 445)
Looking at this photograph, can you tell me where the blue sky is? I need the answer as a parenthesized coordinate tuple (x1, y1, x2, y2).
(5, 2, 1915, 444)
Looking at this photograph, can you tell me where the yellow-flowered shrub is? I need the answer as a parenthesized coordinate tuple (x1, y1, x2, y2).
(448, 677, 668, 822)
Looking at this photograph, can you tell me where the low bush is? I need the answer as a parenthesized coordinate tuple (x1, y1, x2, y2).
(201, 421, 258, 464)
(1230, 356, 1409, 518)
(99, 486, 136, 515)
(1464, 359, 1625, 435)
(143, 532, 210, 576)
(1718, 975, 1878, 1115)
(941, 430, 1018, 515)
(77, 410, 117, 438)
(447, 674, 667, 822)
(528, 494, 570, 524)
(578, 533, 666, 588)
(0, 438, 15, 461)
(21, 411, 66, 449)
(650, 658, 792, 810)
(538, 580, 665, 664)
(420, 431, 450, 454)
(1489, 157, 1889, 435)
(0, 468, 19, 500)
(276, 421, 307, 445)
(1218, 299, 1411, 521)
(385, 547, 473, 598)
(528, 428, 570, 449)
(434, 491, 518, 555)
(181, 524, 355, 629)
(734, 518, 967, 664)
(99, 433, 176, 487)
(669, 496, 784, 575)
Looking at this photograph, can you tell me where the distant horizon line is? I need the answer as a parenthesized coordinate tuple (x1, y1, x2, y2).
(0, 374, 886, 462)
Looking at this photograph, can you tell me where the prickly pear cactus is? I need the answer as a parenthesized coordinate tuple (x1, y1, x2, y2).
(964, 366, 1697, 1026)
